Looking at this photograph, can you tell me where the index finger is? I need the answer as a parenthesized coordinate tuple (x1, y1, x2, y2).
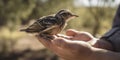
(36, 35, 63, 51)
(35, 35, 53, 49)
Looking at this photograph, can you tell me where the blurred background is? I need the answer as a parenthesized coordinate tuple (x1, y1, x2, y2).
(0, 0, 119, 60)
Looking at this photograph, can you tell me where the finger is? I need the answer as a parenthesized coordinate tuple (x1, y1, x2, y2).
(66, 29, 94, 41)
(35, 35, 63, 52)
(52, 38, 76, 50)
(35, 35, 52, 47)
(66, 29, 79, 36)
(66, 29, 87, 40)
(76, 32, 94, 41)
(35, 35, 76, 58)
(56, 34, 73, 40)
(35, 34, 60, 51)
(52, 37, 92, 50)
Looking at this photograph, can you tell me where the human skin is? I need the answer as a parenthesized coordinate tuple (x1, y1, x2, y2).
(36, 29, 120, 60)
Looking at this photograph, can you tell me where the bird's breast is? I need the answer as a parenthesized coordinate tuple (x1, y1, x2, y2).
(50, 23, 67, 35)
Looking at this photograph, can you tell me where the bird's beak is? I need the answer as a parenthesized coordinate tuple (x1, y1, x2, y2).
(72, 14, 79, 17)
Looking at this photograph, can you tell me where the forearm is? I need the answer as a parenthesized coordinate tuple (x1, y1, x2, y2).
(93, 39, 113, 50)
(62, 43, 120, 60)
(91, 47, 120, 60)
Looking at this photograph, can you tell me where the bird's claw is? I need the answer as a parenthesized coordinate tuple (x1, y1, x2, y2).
(39, 34, 54, 40)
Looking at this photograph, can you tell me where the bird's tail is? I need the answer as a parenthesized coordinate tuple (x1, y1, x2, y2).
(20, 29, 27, 31)
(20, 29, 38, 33)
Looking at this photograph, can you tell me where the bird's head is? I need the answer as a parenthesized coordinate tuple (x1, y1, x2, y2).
(55, 9, 78, 20)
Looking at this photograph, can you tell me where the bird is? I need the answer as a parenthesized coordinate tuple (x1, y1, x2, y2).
(20, 9, 78, 40)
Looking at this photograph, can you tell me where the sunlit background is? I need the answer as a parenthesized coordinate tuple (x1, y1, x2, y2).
(0, 0, 119, 60)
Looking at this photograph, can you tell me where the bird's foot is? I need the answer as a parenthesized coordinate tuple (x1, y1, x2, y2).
(39, 34, 54, 40)
(55, 34, 60, 37)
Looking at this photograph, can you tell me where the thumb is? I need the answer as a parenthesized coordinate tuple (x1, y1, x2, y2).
(66, 29, 79, 36)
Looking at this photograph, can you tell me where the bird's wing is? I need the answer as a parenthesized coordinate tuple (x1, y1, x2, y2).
(39, 16, 58, 27)
(21, 16, 58, 33)
(24, 16, 58, 33)
(38, 16, 59, 33)
(39, 25, 58, 34)
(23, 21, 44, 33)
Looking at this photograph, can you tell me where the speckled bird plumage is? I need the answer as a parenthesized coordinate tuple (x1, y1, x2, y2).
(20, 9, 78, 40)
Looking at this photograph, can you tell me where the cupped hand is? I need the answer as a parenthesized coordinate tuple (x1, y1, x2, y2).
(36, 35, 93, 60)
(36, 29, 113, 60)
(64, 29, 113, 50)
(36, 29, 97, 60)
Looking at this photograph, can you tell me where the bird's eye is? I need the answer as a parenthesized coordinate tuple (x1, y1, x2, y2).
(61, 13, 67, 16)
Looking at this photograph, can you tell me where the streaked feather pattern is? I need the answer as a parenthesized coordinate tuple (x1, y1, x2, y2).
(20, 9, 78, 40)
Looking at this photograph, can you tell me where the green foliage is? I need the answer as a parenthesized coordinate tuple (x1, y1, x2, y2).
(0, 0, 74, 40)
(0, 0, 117, 38)
(0, 0, 36, 27)
(28, 0, 73, 19)
(65, 7, 116, 35)
(0, 0, 118, 59)
(0, 0, 73, 30)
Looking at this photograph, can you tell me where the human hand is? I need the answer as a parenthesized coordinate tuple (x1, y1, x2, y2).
(65, 29, 94, 41)
(36, 29, 96, 60)
(36, 34, 93, 60)
(65, 29, 97, 45)
(36, 29, 113, 60)
(65, 29, 113, 50)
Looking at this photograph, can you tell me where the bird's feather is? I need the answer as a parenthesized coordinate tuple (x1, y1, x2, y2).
(20, 9, 78, 39)
(39, 25, 58, 34)
(20, 16, 58, 33)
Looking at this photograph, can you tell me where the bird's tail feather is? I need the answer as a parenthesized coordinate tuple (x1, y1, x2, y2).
(20, 29, 27, 31)
(20, 29, 38, 33)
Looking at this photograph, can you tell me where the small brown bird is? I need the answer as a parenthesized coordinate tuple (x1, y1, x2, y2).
(20, 9, 78, 40)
